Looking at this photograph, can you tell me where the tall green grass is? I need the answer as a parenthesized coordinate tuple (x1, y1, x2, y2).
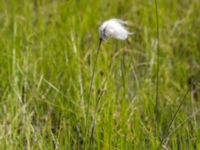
(0, 0, 200, 149)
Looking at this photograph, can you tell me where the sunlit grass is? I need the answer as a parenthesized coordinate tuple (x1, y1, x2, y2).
(0, 0, 200, 149)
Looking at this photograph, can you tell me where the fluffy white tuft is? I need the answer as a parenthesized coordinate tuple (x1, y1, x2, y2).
(99, 18, 133, 40)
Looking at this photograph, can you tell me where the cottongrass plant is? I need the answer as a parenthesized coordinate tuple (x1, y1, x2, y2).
(87, 18, 133, 149)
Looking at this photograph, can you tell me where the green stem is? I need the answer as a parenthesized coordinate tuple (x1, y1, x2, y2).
(87, 38, 102, 149)
(154, 0, 160, 129)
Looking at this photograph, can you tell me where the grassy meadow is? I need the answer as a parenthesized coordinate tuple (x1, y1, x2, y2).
(0, 0, 200, 149)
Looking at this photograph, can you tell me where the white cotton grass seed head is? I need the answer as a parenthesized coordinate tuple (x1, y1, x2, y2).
(99, 18, 133, 41)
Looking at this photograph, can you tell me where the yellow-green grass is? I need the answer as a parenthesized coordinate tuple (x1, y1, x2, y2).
(0, 0, 200, 149)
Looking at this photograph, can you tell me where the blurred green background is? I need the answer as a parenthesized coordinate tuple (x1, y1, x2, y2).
(0, 0, 200, 149)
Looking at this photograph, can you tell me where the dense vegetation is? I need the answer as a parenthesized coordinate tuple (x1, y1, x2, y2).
(0, 0, 200, 149)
